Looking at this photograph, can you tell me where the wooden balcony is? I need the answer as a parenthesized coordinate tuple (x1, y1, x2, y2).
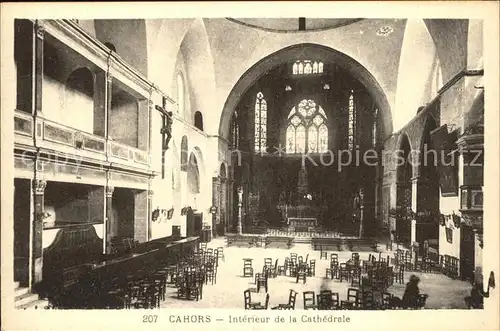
(14, 110, 150, 172)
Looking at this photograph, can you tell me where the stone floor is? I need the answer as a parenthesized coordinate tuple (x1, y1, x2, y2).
(160, 238, 472, 309)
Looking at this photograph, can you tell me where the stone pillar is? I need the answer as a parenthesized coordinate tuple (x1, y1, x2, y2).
(34, 21, 44, 116)
(137, 100, 149, 150)
(212, 177, 220, 237)
(134, 190, 148, 243)
(411, 219, 417, 243)
(93, 71, 107, 137)
(237, 186, 243, 235)
(147, 189, 154, 241)
(105, 186, 114, 253)
(32, 179, 46, 285)
(358, 188, 365, 238)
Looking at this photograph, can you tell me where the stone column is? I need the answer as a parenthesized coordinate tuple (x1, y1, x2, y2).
(147, 189, 154, 241)
(212, 177, 220, 237)
(34, 21, 44, 116)
(93, 71, 107, 137)
(32, 179, 46, 285)
(134, 190, 148, 243)
(105, 185, 114, 253)
(358, 188, 365, 238)
(237, 186, 243, 235)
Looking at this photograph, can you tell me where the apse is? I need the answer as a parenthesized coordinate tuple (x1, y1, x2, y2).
(229, 53, 382, 236)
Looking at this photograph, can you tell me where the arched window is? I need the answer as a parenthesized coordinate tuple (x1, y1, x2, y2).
(286, 99, 328, 154)
(65, 67, 95, 134)
(194, 111, 203, 131)
(177, 73, 185, 116)
(372, 108, 378, 147)
(292, 60, 324, 75)
(348, 90, 356, 151)
(254, 92, 267, 153)
(231, 112, 239, 149)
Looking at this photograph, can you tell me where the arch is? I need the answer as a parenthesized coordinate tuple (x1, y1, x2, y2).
(396, 133, 413, 183)
(179, 19, 216, 126)
(66, 67, 94, 97)
(194, 111, 204, 131)
(65, 67, 95, 134)
(187, 153, 200, 194)
(218, 43, 392, 141)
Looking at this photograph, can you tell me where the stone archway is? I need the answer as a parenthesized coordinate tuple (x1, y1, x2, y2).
(218, 43, 392, 142)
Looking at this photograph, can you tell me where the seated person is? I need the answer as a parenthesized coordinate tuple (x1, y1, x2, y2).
(465, 272, 495, 309)
(402, 275, 427, 309)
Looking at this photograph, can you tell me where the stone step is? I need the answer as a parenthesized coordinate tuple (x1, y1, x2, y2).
(14, 286, 29, 297)
(15, 292, 39, 308)
(18, 299, 49, 310)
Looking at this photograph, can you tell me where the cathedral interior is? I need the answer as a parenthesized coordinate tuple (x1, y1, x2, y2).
(2, 17, 495, 312)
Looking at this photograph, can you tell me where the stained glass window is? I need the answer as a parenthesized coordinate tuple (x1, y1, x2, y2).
(292, 60, 324, 75)
(285, 99, 328, 153)
(348, 90, 356, 151)
(254, 92, 267, 153)
(372, 108, 378, 147)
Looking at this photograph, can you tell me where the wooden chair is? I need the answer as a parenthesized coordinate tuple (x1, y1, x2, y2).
(307, 259, 316, 277)
(216, 247, 225, 262)
(243, 289, 252, 309)
(256, 273, 268, 293)
(272, 289, 297, 310)
(278, 258, 288, 276)
(381, 292, 394, 309)
(267, 259, 279, 278)
(303, 291, 317, 310)
(320, 247, 328, 260)
(296, 267, 307, 284)
(251, 293, 270, 310)
(341, 288, 360, 310)
(339, 263, 350, 283)
(205, 264, 217, 285)
(393, 265, 404, 284)
(264, 258, 273, 270)
(350, 268, 361, 287)
(243, 259, 254, 277)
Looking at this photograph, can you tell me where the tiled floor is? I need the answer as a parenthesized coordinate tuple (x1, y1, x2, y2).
(160, 238, 472, 309)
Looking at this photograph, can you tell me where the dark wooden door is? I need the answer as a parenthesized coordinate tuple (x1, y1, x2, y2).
(460, 224, 475, 282)
(186, 210, 195, 237)
(194, 213, 203, 237)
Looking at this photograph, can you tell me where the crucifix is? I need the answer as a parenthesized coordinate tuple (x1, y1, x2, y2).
(155, 96, 173, 179)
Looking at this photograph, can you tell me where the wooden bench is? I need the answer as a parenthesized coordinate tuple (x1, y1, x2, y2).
(312, 238, 378, 252)
(226, 235, 259, 248)
(264, 236, 294, 249)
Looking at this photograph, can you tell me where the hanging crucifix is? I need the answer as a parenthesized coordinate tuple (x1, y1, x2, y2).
(156, 96, 173, 179)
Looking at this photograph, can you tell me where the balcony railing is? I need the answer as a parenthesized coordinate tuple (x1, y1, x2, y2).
(14, 110, 149, 170)
(14, 111, 33, 137)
